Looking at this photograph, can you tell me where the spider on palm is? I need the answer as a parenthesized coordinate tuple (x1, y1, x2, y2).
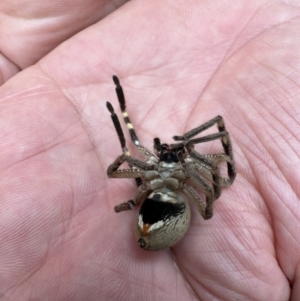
(106, 75, 236, 251)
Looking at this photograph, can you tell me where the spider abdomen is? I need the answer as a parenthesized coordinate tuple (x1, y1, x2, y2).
(136, 188, 191, 251)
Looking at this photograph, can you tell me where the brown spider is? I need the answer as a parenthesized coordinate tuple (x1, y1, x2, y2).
(106, 76, 236, 251)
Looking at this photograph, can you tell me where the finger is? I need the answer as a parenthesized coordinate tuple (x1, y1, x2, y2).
(0, 0, 128, 83)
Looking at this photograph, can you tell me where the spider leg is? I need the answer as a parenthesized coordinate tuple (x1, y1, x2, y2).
(179, 158, 215, 218)
(162, 176, 214, 218)
(107, 153, 158, 212)
(173, 115, 226, 141)
(188, 150, 222, 198)
(183, 183, 214, 219)
(202, 153, 234, 187)
(113, 76, 156, 157)
(107, 154, 143, 178)
(107, 153, 154, 179)
(106, 101, 144, 186)
(106, 102, 129, 155)
(113, 75, 140, 146)
(112, 76, 158, 168)
(114, 183, 152, 212)
(188, 132, 236, 187)
(172, 115, 236, 186)
(178, 151, 221, 200)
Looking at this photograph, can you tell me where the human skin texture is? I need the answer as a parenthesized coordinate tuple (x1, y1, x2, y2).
(0, 0, 299, 300)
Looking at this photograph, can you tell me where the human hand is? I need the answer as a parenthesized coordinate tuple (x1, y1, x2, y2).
(0, 1, 299, 300)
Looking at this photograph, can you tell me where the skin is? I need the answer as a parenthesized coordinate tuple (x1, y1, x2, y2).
(0, 0, 299, 300)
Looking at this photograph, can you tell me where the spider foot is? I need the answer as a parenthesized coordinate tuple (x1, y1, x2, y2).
(204, 208, 213, 220)
(114, 200, 135, 212)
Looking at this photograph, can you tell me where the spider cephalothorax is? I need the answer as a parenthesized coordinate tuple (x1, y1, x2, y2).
(106, 75, 236, 251)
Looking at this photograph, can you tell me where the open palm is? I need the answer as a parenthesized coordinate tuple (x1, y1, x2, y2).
(0, 1, 299, 300)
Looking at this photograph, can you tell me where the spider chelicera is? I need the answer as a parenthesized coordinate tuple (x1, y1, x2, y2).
(106, 75, 236, 251)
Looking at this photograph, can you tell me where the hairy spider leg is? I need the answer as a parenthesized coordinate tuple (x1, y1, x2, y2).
(107, 152, 155, 212)
(106, 102, 155, 212)
(106, 102, 129, 154)
(177, 151, 218, 217)
(113, 75, 140, 146)
(106, 101, 143, 187)
(106, 101, 157, 213)
(172, 115, 236, 186)
(112, 76, 159, 186)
